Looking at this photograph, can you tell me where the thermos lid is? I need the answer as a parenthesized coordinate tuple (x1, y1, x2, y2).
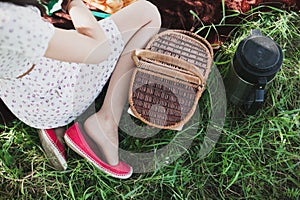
(233, 30, 283, 84)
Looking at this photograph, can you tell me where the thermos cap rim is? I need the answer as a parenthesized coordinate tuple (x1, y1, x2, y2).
(241, 36, 282, 72)
(233, 34, 283, 84)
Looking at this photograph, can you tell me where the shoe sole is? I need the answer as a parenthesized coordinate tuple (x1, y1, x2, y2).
(38, 129, 67, 171)
(64, 134, 132, 179)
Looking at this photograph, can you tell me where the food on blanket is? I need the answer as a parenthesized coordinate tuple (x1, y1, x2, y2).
(82, 0, 137, 13)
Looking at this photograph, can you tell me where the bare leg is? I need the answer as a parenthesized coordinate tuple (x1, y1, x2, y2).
(84, 1, 161, 165)
(54, 127, 65, 144)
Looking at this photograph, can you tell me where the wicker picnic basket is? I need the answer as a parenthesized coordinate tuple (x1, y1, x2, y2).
(128, 30, 213, 130)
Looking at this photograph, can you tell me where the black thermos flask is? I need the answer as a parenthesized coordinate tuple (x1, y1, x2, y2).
(224, 29, 283, 114)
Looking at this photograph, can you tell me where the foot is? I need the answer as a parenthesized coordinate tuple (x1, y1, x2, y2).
(83, 113, 119, 166)
(64, 122, 133, 179)
(38, 129, 67, 171)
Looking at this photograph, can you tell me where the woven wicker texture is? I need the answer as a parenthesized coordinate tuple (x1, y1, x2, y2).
(147, 30, 213, 78)
(129, 30, 213, 130)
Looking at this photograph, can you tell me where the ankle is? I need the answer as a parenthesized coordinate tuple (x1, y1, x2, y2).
(85, 113, 118, 133)
(83, 113, 120, 166)
(53, 127, 66, 144)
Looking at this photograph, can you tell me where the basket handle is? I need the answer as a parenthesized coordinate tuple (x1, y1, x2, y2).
(132, 49, 205, 85)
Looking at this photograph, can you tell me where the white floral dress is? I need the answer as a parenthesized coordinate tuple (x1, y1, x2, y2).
(0, 2, 124, 129)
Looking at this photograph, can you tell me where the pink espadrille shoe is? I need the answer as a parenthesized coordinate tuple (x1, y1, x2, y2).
(64, 122, 133, 179)
(38, 129, 67, 171)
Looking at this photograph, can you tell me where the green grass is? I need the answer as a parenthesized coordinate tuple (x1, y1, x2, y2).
(1, 6, 300, 200)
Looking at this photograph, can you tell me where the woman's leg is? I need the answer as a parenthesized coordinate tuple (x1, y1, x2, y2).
(54, 127, 66, 143)
(84, 1, 161, 165)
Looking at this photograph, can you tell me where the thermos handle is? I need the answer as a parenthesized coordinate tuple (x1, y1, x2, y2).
(245, 77, 267, 114)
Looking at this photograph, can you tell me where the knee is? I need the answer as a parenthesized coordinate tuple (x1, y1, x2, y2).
(137, 0, 161, 28)
(146, 1, 161, 27)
